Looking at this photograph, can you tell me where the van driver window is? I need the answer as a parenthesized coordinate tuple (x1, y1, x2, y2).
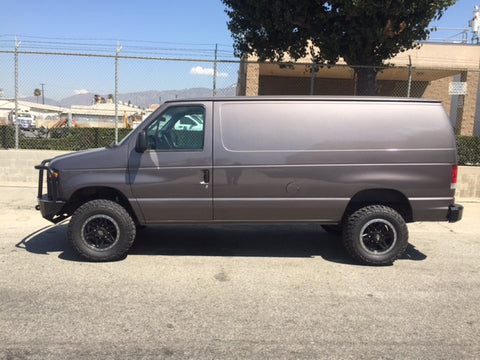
(145, 105, 205, 151)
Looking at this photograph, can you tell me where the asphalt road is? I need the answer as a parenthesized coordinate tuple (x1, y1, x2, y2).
(1, 184, 479, 359)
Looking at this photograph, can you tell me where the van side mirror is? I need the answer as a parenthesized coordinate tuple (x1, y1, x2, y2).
(136, 130, 147, 153)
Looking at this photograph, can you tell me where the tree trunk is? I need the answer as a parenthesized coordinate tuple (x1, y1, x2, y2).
(354, 67, 378, 96)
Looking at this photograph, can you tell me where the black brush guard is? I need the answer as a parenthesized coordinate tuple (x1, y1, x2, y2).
(34, 159, 67, 223)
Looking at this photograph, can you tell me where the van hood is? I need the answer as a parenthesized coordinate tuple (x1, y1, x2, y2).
(49, 146, 128, 170)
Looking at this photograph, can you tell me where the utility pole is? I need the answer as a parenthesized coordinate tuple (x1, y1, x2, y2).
(407, 56, 412, 98)
(40, 83, 45, 104)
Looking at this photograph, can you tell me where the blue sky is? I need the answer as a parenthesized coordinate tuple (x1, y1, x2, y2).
(0, 0, 477, 101)
(434, 0, 476, 27)
(0, 0, 473, 45)
(1, 0, 233, 47)
(430, 0, 478, 41)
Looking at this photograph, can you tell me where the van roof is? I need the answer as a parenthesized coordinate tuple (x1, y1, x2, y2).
(164, 96, 440, 104)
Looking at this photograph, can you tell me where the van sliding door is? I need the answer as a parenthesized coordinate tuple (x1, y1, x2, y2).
(212, 101, 345, 223)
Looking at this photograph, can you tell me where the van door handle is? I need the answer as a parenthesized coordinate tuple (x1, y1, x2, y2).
(200, 169, 210, 186)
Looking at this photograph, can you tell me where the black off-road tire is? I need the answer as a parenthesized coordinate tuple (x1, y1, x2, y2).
(342, 205, 408, 266)
(68, 199, 136, 262)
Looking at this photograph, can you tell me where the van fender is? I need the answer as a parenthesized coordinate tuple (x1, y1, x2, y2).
(344, 189, 412, 223)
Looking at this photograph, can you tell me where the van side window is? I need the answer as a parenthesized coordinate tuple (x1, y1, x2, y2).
(145, 105, 205, 151)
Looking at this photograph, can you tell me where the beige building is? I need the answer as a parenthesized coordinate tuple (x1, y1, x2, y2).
(239, 43, 480, 136)
(0, 100, 65, 126)
(0, 100, 145, 128)
(66, 103, 146, 128)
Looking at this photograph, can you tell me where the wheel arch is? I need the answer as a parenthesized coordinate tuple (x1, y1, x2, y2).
(64, 186, 140, 225)
(345, 188, 413, 223)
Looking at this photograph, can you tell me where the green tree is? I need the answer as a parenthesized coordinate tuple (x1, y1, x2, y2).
(34, 88, 41, 103)
(222, 0, 457, 95)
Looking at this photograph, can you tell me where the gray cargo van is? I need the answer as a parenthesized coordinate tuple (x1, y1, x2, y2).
(35, 96, 463, 265)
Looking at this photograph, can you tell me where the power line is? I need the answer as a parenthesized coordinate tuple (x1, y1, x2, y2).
(0, 35, 237, 60)
(0, 34, 233, 49)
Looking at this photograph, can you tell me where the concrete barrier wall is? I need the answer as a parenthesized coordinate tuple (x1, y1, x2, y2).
(0, 149, 70, 183)
(457, 166, 480, 199)
(0, 149, 479, 199)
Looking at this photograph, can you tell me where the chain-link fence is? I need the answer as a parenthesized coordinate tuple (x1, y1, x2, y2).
(0, 46, 239, 148)
(0, 45, 479, 164)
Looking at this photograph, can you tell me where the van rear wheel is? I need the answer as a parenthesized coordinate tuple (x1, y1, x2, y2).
(342, 205, 408, 266)
(68, 199, 136, 262)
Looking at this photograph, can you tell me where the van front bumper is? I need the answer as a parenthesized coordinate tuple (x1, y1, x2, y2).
(36, 196, 66, 223)
(447, 204, 463, 223)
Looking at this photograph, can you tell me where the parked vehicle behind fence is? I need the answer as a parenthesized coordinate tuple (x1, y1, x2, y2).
(35, 96, 463, 265)
(9, 111, 36, 130)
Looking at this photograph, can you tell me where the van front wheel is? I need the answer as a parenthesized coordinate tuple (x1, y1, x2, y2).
(342, 205, 408, 266)
(68, 199, 136, 262)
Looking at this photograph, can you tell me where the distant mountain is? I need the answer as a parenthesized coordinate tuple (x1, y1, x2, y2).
(18, 85, 236, 109)
(58, 85, 237, 109)
(19, 97, 60, 106)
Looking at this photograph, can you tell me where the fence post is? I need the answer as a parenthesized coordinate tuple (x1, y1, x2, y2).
(407, 55, 412, 98)
(114, 41, 122, 144)
(14, 36, 21, 149)
(213, 44, 218, 97)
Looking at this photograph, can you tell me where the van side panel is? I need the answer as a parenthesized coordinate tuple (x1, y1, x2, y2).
(213, 100, 456, 223)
